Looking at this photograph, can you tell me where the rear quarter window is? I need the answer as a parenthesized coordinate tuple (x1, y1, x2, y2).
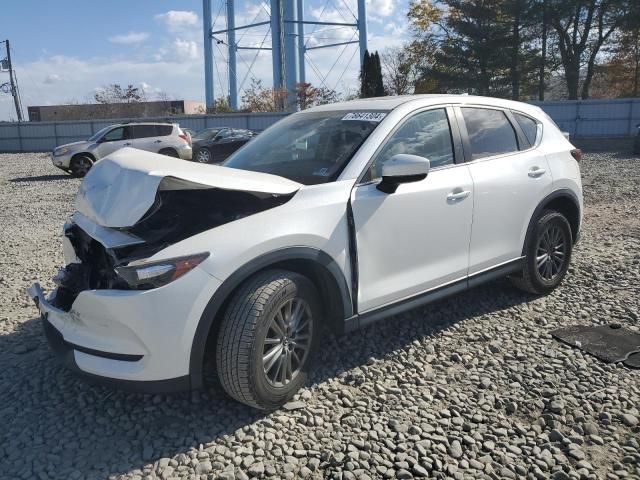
(513, 112, 539, 147)
(156, 125, 173, 136)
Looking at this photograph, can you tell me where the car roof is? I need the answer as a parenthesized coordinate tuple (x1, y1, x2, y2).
(110, 122, 175, 127)
(308, 94, 543, 116)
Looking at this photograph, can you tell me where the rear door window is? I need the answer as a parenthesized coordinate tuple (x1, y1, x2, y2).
(513, 112, 538, 147)
(133, 125, 157, 139)
(461, 107, 518, 160)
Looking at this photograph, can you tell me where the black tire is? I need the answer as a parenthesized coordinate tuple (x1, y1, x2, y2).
(511, 210, 573, 295)
(216, 270, 320, 409)
(69, 155, 93, 177)
(159, 148, 179, 158)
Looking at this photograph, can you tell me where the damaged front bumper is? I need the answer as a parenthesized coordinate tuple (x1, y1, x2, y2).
(27, 264, 221, 392)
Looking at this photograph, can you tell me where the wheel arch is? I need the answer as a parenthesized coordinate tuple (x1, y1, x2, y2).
(522, 189, 581, 255)
(71, 151, 96, 163)
(159, 147, 179, 157)
(188, 247, 353, 389)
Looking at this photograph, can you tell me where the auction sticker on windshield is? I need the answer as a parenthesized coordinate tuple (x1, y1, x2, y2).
(342, 112, 387, 122)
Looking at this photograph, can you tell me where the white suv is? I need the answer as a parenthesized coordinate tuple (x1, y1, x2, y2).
(29, 95, 582, 409)
(51, 122, 192, 176)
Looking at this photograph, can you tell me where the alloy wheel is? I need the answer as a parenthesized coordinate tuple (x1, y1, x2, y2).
(262, 298, 312, 387)
(536, 224, 566, 281)
(196, 149, 211, 163)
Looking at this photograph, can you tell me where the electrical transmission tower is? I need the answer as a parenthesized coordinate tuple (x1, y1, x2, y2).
(202, 0, 367, 112)
(1, 40, 24, 122)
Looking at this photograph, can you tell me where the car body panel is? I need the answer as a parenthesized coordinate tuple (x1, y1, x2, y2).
(150, 180, 354, 291)
(466, 148, 553, 274)
(352, 165, 474, 312)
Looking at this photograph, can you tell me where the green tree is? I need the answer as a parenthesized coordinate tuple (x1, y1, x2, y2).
(409, 0, 512, 96)
(408, 0, 547, 99)
(550, 0, 630, 99)
(360, 50, 386, 98)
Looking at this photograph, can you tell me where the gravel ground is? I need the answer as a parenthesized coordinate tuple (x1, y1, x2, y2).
(0, 152, 639, 480)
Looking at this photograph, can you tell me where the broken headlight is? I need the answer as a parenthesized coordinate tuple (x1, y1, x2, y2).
(114, 253, 209, 290)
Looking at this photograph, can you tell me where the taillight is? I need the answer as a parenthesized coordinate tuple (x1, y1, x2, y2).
(570, 148, 582, 162)
(179, 132, 190, 145)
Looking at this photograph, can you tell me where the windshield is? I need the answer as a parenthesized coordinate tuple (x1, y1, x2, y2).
(193, 128, 220, 141)
(88, 126, 112, 142)
(222, 110, 387, 185)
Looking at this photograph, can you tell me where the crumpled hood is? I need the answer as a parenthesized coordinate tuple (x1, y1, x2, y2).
(75, 147, 301, 228)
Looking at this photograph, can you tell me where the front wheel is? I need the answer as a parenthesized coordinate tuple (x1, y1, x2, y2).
(511, 210, 573, 295)
(216, 270, 320, 409)
(70, 155, 93, 177)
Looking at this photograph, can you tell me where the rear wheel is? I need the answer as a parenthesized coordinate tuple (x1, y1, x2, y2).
(216, 270, 320, 409)
(70, 155, 93, 177)
(511, 210, 573, 295)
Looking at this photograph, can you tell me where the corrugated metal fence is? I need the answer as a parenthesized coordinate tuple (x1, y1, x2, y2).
(0, 112, 288, 153)
(1, 98, 639, 153)
(530, 98, 640, 138)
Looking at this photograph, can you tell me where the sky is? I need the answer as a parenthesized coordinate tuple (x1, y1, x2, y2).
(0, 0, 410, 121)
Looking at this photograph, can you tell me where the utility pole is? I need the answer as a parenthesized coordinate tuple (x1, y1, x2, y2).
(3, 40, 24, 122)
(202, 0, 215, 111)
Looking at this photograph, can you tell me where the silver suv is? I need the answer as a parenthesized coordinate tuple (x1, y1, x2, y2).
(51, 122, 192, 176)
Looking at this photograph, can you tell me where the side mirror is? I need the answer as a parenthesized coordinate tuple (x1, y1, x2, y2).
(377, 154, 430, 194)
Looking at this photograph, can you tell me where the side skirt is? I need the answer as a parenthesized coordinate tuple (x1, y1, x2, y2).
(343, 257, 524, 333)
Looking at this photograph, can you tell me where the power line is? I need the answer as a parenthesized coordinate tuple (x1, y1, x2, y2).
(319, 30, 357, 86)
(332, 44, 359, 91)
(239, 26, 272, 92)
(304, 53, 332, 91)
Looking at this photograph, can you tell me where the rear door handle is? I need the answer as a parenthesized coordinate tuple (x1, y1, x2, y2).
(154, 139, 162, 143)
(447, 190, 471, 201)
(123, 142, 132, 146)
(528, 167, 546, 178)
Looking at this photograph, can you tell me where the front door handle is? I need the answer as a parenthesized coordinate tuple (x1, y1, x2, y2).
(123, 142, 132, 146)
(447, 190, 471, 201)
(528, 167, 546, 178)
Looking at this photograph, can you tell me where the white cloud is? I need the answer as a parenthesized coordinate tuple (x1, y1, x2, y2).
(173, 38, 199, 60)
(155, 38, 199, 62)
(155, 10, 199, 31)
(368, 0, 395, 17)
(44, 73, 61, 84)
(108, 31, 150, 45)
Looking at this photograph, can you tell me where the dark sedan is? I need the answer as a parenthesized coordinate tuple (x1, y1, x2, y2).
(192, 127, 256, 163)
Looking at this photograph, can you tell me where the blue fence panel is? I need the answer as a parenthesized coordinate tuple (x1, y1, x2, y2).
(532, 98, 640, 137)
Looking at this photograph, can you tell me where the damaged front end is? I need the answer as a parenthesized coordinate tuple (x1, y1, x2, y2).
(48, 149, 301, 312)
(53, 187, 293, 311)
